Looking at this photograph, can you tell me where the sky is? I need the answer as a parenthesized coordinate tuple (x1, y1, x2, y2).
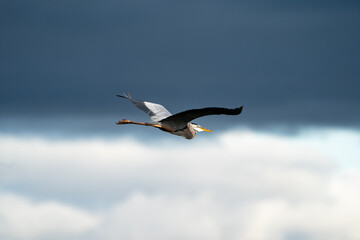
(1, 0, 360, 239)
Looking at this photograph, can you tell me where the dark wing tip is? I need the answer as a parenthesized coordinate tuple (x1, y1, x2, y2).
(228, 105, 243, 115)
(116, 93, 130, 99)
(236, 105, 244, 115)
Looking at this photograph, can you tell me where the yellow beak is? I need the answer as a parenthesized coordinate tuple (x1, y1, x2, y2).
(201, 127, 213, 132)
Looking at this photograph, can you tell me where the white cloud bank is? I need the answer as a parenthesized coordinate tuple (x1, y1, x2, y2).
(0, 192, 98, 240)
(0, 129, 359, 240)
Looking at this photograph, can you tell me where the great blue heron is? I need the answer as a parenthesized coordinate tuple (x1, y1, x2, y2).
(116, 93, 243, 139)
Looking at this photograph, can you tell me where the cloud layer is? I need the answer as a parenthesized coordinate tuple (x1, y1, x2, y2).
(0, 129, 359, 240)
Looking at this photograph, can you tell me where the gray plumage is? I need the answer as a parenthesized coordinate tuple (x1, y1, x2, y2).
(117, 93, 172, 121)
(116, 93, 243, 139)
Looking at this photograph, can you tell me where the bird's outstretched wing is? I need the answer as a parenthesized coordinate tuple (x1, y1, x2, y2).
(117, 93, 172, 121)
(160, 106, 243, 124)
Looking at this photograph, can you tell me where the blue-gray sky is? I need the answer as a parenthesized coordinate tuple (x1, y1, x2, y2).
(1, 2, 360, 239)
(1, 0, 360, 133)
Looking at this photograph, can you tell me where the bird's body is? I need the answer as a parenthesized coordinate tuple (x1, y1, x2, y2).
(116, 93, 243, 139)
(158, 122, 196, 139)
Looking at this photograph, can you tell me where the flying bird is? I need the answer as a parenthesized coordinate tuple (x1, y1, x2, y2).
(116, 93, 243, 139)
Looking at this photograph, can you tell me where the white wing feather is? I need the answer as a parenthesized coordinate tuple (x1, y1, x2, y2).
(143, 101, 172, 121)
(118, 93, 172, 121)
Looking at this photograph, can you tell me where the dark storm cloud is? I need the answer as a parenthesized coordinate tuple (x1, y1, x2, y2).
(1, 0, 360, 129)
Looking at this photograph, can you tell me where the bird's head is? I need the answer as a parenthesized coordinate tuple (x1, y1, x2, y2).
(190, 123, 213, 132)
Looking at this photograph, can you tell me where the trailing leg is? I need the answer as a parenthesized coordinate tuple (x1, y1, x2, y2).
(116, 119, 174, 132)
